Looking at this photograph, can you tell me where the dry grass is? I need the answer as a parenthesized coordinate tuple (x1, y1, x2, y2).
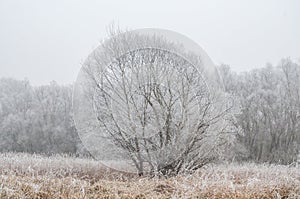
(0, 153, 299, 198)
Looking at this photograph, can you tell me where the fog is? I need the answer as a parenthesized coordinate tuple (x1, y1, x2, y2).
(0, 0, 299, 85)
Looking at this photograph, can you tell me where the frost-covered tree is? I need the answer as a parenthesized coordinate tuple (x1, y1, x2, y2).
(219, 59, 300, 164)
(0, 78, 34, 152)
(0, 78, 79, 154)
(75, 29, 234, 176)
(33, 81, 78, 154)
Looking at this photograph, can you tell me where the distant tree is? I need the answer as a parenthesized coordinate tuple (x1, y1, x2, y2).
(0, 78, 79, 154)
(0, 78, 34, 152)
(219, 59, 300, 164)
(33, 81, 78, 154)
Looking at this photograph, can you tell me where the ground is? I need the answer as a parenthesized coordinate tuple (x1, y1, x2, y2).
(0, 153, 299, 198)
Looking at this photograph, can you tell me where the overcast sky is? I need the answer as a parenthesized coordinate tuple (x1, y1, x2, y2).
(0, 0, 299, 85)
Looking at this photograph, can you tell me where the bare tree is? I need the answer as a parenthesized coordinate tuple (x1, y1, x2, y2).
(74, 29, 234, 176)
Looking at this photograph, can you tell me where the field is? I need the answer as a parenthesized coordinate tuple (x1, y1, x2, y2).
(0, 153, 299, 198)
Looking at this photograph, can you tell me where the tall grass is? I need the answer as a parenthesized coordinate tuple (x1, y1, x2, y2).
(0, 153, 299, 198)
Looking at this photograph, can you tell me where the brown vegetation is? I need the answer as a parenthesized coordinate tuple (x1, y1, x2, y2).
(0, 153, 299, 198)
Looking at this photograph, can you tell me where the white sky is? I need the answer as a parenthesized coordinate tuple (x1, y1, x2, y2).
(0, 0, 299, 85)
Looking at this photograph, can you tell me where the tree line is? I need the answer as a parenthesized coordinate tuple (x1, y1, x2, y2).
(0, 58, 299, 164)
(0, 80, 81, 154)
(220, 58, 300, 164)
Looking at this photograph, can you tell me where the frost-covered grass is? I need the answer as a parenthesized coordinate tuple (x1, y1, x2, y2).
(0, 153, 299, 198)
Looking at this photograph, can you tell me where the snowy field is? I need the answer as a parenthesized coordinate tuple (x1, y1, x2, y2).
(0, 153, 299, 198)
